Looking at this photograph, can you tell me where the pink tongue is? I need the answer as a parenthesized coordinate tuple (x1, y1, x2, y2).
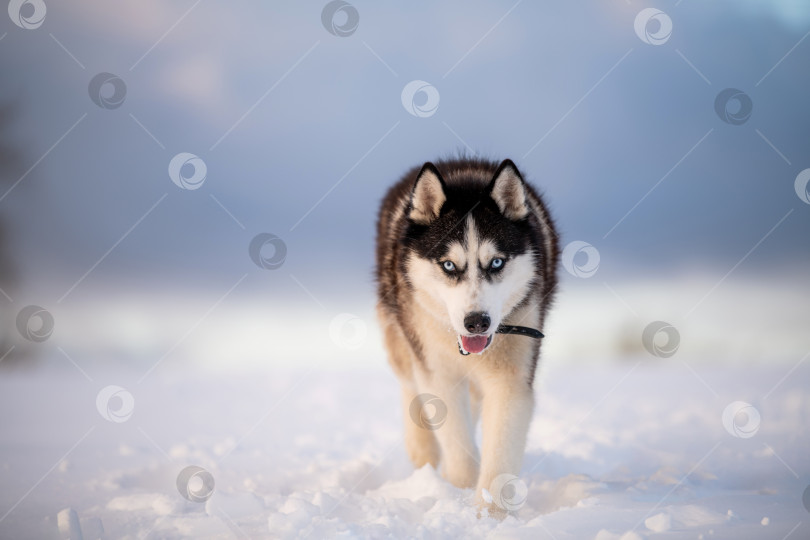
(461, 335, 489, 354)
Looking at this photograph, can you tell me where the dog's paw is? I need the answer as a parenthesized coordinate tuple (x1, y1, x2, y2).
(475, 474, 528, 519)
(440, 454, 479, 489)
(475, 488, 508, 520)
(405, 437, 439, 469)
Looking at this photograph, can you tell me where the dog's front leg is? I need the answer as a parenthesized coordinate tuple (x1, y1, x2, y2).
(413, 369, 479, 488)
(476, 376, 534, 513)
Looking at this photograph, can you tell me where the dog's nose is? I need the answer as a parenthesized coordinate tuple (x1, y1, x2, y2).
(464, 312, 491, 334)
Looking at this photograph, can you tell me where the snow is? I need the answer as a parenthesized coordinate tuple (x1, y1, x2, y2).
(0, 360, 808, 539)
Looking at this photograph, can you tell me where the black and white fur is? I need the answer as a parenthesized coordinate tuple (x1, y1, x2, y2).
(375, 157, 558, 512)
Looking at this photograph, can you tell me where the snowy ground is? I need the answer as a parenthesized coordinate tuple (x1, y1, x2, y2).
(0, 358, 808, 539)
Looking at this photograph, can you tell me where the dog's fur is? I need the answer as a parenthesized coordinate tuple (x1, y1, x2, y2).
(375, 157, 558, 511)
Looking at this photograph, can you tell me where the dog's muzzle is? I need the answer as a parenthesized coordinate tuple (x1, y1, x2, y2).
(457, 325, 545, 355)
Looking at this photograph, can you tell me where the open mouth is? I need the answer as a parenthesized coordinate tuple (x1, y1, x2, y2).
(458, 334, 493, 355)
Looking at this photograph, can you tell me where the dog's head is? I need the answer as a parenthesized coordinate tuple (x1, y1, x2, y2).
(403, 159, 539, 355)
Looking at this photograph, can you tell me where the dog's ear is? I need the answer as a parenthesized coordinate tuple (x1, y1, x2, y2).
(488, 159, 529, 220)
(409, 162, 446, 224)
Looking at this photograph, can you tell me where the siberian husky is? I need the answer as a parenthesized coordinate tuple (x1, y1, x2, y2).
(375, 158, 558, 513)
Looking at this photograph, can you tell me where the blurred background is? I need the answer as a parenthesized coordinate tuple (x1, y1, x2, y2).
(1, 0, 809, 375)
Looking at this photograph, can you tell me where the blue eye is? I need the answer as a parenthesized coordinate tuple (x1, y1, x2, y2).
(442, 261, 456, 272)
(490, 258, 504, 270)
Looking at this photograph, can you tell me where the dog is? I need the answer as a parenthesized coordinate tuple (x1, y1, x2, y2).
(375, 157, 558, 513)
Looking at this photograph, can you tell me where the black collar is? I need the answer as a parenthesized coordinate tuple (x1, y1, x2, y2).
(496, 325, 544, 339)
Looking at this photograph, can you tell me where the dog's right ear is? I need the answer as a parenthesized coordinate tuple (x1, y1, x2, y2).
(409, 162, 446, 224)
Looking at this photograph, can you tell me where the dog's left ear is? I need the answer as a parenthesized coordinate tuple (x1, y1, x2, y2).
(488, 159, 529, 220)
